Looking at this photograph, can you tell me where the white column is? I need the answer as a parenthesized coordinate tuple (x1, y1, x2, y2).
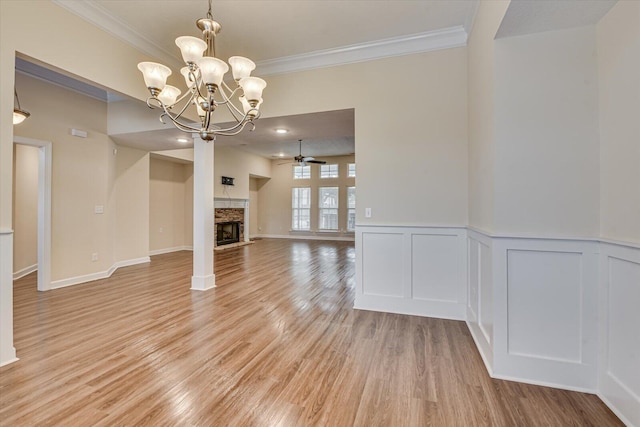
(191, 134, 215, 291)
(244, 200, 250, 242)
(0, 230, 18, 366)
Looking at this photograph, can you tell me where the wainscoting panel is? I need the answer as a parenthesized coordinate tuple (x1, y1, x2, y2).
(492, 237, 599, 392)
(356, 226, 467, 320)
(360, 231, 404, 298)
(466, 229, 494, 374)
(598, 242, 640, 427)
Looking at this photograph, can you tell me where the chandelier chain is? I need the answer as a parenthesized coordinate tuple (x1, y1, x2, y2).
(207, 0, 213, 19)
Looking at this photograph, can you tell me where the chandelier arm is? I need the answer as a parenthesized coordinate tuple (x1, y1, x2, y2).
(160, 112, 202, 133)
(216, 85, 244, 122)
(212, 120, 255, 136)
(170, 89, 199, 121)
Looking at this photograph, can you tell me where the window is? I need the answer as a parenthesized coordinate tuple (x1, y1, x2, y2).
(318, 187, 339, 230)
(320, 164, 339, 178)
(347, 187, 356, 231)
(293, 165, 310, 179)
(292, 187, 311, 230)
(348, 163, 356, 178)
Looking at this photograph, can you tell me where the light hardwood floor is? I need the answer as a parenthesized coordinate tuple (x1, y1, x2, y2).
(1, 239, 622, 426)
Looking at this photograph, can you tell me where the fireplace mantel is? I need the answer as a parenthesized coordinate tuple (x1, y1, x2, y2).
(214, 198, 248, 209)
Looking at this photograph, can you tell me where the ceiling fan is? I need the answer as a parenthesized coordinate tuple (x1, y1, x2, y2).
(280, 139, 326, 166)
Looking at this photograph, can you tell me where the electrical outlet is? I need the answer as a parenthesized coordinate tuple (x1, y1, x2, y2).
(159, 227, 163, 233)
(91, 253, 99, 262)
(94, 205, 104, 214)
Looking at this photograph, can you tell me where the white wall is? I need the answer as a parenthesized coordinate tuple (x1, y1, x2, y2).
(467, 0, 509, 232)
(12, 144, 38, 277)
(597, 0, 640, 245)
(596, 2, 640, 424)
(494, 26, 600, 237)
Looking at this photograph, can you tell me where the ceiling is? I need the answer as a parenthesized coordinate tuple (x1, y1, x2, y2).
(28, 0, 617, 158)
(111, 109, 355, 159)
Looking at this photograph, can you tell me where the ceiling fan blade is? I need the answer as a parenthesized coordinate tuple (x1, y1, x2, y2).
(306, 159, 326, 164)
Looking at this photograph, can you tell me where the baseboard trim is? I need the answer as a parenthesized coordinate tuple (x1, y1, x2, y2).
(51, 256, 150, 289)
(597, 392, 635, 427)
(13, 263, 37, 280)
(254, 234, 355, 242)
(491, 373, 597, 395)
(149, 246, 193, 256)
(355, 295, 466, 321)
(0, 356, 19, 368)
(466, 320, 494, 376)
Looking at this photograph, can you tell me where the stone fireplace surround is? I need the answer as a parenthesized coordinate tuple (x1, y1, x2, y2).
(214, 198, 250, 247)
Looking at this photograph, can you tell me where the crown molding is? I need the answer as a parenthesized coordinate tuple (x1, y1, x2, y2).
(52, 0, 466, 77)
(52, 0, 183, 70)
(255, 26, 467, 76)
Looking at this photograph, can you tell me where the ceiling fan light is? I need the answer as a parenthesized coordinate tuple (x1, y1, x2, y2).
(197, 57, 229, 88)
(239, 77, 266, 103)
(228, 56, 256, 81)
(175, 36, 207, 64)
(137, 62, 172, 94)
(13, 108, 30, 125)
(157, 85, 181, 106)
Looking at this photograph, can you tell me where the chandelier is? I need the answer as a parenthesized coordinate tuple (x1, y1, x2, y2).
(137, 0, 266, 141)
(13, 89, 30, 125)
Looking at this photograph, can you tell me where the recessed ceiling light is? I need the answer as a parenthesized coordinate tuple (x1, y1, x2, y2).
(278, 153, 285, 157)
(275, 128, 288, 134)
(177, 138, 189, 143)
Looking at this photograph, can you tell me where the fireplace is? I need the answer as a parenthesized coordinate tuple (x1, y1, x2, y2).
(216, 221, 240, 246)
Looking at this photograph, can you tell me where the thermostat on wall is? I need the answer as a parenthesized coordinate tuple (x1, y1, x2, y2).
(221, 176, 234, 186)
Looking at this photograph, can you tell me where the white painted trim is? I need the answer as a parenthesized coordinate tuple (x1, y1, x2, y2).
(51, 0, 468, 77)
(214, 198, 248, 209)
(254, 234, 355, 242)
(257, 26, 467, 76)
(0, 229, 13, 235)
(14, 137, 52, 292)
(597, 393, 636, 427)
(191, 274, 216, 291)
(0, 357, 19, 368)
(466, 320, 494, 376)
(13, 264, 37, 280)
(491, 373, 597, 394)
(355, 295, 466, 321)
(149, 246, 193, 256)
(113, 257, 150, 269)
(51, 0, 183, 71)
(50, 257, 150, 289)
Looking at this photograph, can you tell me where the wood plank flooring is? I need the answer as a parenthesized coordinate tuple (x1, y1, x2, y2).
(0, 239, 622, 426)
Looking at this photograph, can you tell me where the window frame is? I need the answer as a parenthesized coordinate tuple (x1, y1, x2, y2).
(291, 187, 311, 231)
(320, 164, 339, 179)
(318, 186, 339, 231)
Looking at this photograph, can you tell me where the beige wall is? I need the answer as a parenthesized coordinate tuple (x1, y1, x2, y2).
(597, 0, 640, 244)
(258, 155, 355, 237)
(260, 48, 469, 227)
(467, 1, 509, 232)
(12, 144, 38, 274)
(13, 73, 119, 280)
(214, 146, 271, 200)
(149, 157, 193, 252)
(115, 146, 149, 261)
(493, 26, 600, 237)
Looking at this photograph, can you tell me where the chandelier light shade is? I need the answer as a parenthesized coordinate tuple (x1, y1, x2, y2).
(137, 0, 266, 141)
(13, 89, 30, 125)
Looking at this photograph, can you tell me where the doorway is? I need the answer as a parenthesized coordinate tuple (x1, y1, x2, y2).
(13, 136, 52, 291)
